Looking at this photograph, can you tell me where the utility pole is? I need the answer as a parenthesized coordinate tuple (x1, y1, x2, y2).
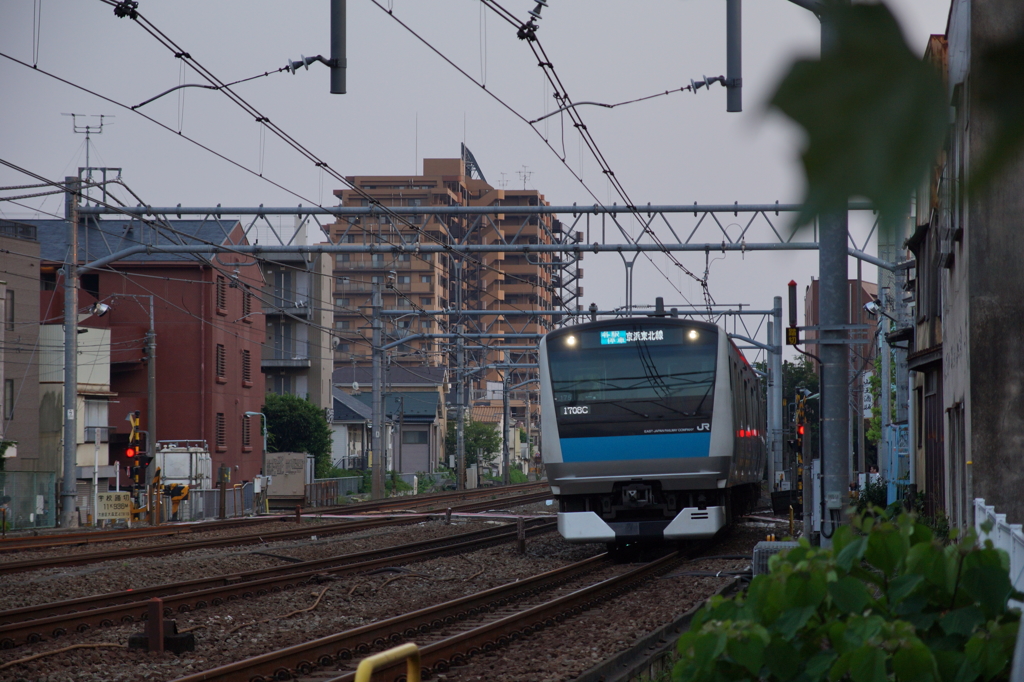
(502, 350, 511, 486)
(397, 395, 404, 474)
(770, 296, 783, 489)
(146, 295, 156, 459)
(371, 284, 383, 500)
(456, 325, 466, 491)
(61, 175, 80, 528)
(725, 0, 742, 112)
(879, 287, 891, 481)
(777, 0, 851, 545)
(329, 0, 347, 94)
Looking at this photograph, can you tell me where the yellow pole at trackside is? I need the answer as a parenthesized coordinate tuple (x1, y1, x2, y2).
(354, 642, 421, 682)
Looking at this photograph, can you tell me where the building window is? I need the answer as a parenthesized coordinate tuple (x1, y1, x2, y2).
(397, 275, 411, 285)
(335, 254, 350, 266)
(420, 275, 432, 284)
(338, 233, 356, 243)
(371, 253, 385, 263)
(335, 319, 351, 330)
(242, 415, 252, 451)
(216, 413, 226, 451)
(216, 344, 227, 383)
(4, 379, 14, 419)
(84, 399, 109, 442)
(402, 430, 429, 445)
(242, 290, 253, 322)
(398, 253, 411, 262)
(216, 275, 227, 314)
(241, 349, 252, 387)
(4, 290, 13, 331)
(335, 297, 350, 309)
(371, 275, 384, 284)
(336, 343, 350, 353)
(420, 297, 432, 306)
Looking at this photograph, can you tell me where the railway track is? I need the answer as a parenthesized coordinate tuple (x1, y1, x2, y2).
(168, 547, 690, 682)
(0, 483, 548, 555)
(0, 490, 552, 575)
(0, 519, 556, 649)
(0, 516, 289, 553)
(309, 482, 548, 516)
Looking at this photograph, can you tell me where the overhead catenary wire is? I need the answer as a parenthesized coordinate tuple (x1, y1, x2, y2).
(0, 49, 570, 327)
(368, 0, 705, 312)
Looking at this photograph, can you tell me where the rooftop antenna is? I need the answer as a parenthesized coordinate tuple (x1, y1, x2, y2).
(498, 172, 509, 189)
(516, 165, 532, 190)
(62, 114, 113, 180)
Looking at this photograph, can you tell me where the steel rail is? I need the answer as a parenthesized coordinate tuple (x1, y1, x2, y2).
(164, 548, 688, 682)
(168, 553, 611, 682)
(0, 485, 547, 567)
(0, 520, 556, 649)
(0, 516, 290, 553)
(0, 516, 420, 576)
(316, 550, 687, 682)
(306, 482, 546, 515)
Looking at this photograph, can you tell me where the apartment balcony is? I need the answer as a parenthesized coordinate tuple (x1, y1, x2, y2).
(262, 339, 313, 369)
(262, 356, 312, 369)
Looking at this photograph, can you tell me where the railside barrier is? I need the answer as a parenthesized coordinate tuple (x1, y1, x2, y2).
(354, 642, 421, 682)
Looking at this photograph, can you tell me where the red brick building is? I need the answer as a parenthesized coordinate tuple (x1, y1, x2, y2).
(33, 218, 267, 483)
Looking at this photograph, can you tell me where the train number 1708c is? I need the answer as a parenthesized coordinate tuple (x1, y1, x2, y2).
(562, 405, 590, 415)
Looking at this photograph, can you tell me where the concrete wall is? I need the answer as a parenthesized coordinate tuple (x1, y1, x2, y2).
(965, 0, 1024, 524)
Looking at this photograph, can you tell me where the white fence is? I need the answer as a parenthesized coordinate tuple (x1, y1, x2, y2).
(974, 498, 1024, 600)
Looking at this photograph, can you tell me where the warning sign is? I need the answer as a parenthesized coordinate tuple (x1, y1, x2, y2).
(95, 492, 132, 521)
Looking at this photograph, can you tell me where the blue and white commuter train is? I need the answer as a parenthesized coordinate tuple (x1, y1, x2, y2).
(539, 315, 766, 544)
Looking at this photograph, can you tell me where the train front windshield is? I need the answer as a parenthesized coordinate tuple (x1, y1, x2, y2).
(547, 324, 718, 438)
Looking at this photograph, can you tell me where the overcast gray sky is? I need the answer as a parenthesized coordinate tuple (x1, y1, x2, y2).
(0, 0, 951, 359)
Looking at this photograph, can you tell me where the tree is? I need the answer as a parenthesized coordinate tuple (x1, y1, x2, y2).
(263, 393, 333, 478)
(445, 418, 502, 467)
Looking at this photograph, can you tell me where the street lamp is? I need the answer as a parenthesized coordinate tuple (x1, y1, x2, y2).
(864, 299, 899, 324)
(245, 411, 268, 454)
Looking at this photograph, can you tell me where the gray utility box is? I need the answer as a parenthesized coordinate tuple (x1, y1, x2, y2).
(752, 540, 800, 576)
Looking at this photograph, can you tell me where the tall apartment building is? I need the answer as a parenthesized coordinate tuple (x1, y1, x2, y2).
(329, 155, 581, 406)
(261, 251, 333, 411)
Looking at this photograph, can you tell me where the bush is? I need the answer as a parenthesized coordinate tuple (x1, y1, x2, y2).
(673, 508, 1021, 682)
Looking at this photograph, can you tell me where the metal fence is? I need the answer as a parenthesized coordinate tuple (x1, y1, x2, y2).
(174, 483, 254, 522)
(0, 471, 56, 530)
(974, 498, 1024, 605)
(306, 477, 362, 507)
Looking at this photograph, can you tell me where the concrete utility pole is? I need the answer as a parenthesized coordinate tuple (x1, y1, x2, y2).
(502, 350, 511, 486)
(726, 0, 742, 112)
(146, 296, 156, 459)
(329, 0, 347, 94)
(770, 297, 784, 488)
(61, 176, 80, 528)
(456, 326, 466, 491)
(879, 288, 891, 480)
(371, 284, 383, 500)
(817, 7, 850, 544)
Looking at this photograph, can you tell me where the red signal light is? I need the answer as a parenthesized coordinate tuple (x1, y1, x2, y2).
(798, 425, 805, 436)
(125, 447, 136, 458)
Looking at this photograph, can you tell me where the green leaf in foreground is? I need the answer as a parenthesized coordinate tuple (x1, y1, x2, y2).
(769, 1, 947, 232)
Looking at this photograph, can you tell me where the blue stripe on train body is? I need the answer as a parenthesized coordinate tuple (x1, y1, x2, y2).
(558, 432, 712, 463)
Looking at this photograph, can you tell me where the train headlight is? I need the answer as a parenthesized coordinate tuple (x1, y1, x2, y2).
(565, 335, 577, 347)
(687, 329, 699, 341)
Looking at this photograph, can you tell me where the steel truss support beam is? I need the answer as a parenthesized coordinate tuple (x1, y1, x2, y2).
(82, 242, 894, 273)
